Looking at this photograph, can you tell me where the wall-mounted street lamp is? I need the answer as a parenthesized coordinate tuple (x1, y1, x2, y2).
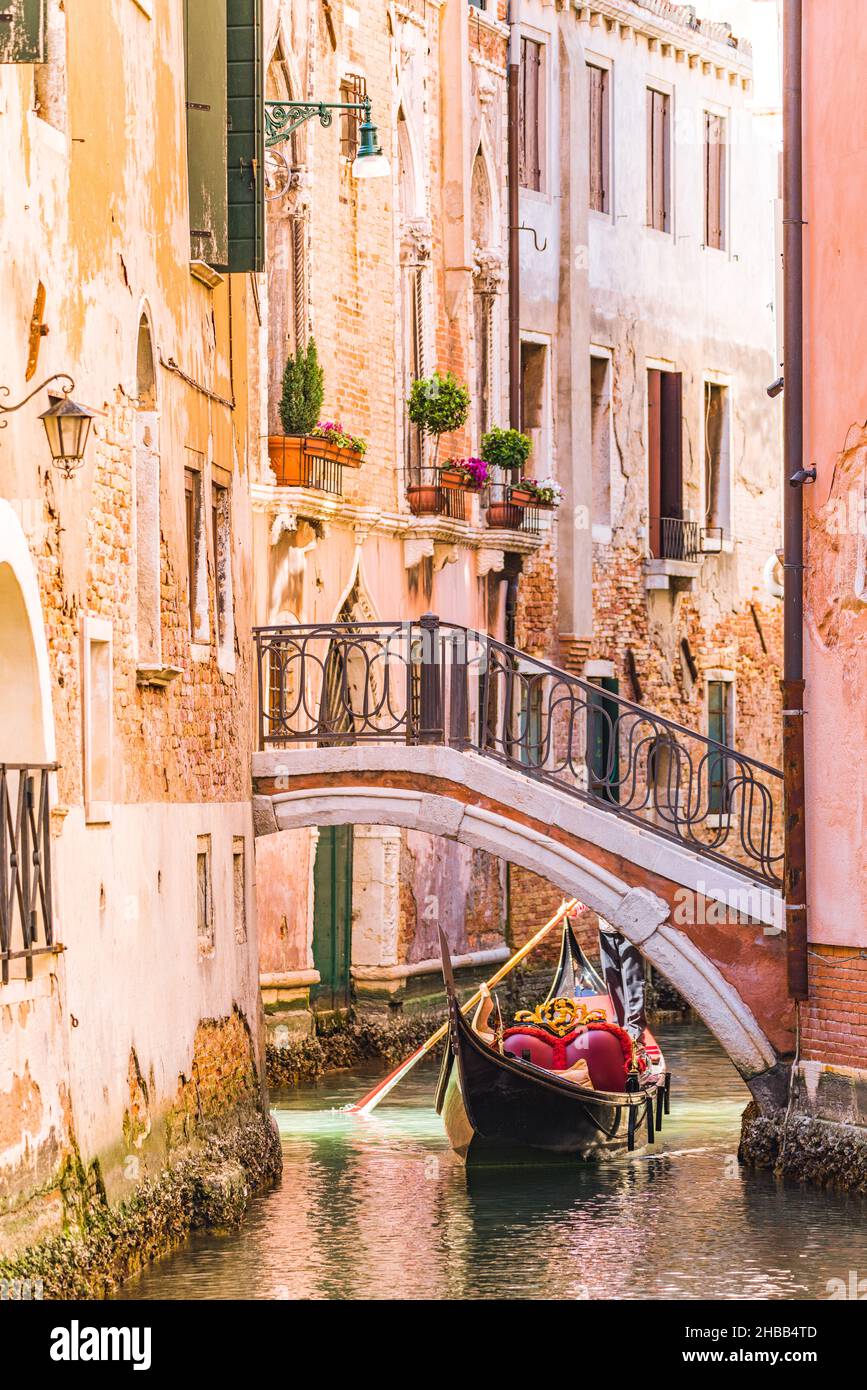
(0, 374, 94, 477)
(264, 96, 390, 180)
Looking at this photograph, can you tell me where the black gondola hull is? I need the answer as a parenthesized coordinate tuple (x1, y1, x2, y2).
(436, 923, 661, 1165)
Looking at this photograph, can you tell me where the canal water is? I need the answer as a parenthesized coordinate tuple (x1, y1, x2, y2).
(118, 1023, 866, 1301)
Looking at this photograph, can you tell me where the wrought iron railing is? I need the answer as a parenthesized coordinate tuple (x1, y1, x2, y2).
(269, 438, 345, 495)
(404, 467, 473, 522)
(254, 616, 783, 887)
(649, 516, 703, 562)
(1, 764, 57, 984)
(485, 482, 542, 535)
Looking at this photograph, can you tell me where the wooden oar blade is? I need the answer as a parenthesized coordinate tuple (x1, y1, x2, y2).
(346, 1043, 428, 1115)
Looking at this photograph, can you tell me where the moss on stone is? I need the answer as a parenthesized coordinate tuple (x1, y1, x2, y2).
(0, 1115, 282, 1299)
(739, 1101, 867, 1194)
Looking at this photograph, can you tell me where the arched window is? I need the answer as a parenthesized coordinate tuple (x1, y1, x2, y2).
(134, 313, 161, 669)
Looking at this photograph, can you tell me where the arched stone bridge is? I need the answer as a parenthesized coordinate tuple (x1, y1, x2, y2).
(252, 617, 792, 1106)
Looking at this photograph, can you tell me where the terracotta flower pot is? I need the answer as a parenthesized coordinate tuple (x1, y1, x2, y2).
(509, 488, 534, 505)
(267, 433, 362, 487)
(407, 484, 443, 516)
(487, 501, 524, 530)
(439, 468, 466, 491)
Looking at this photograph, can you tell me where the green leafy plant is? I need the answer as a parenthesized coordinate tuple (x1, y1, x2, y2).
(279, 339, 324, 435)
(407, 371, 470, 463)
(481, 426, 531, 474)
(311, 421, 367, 458)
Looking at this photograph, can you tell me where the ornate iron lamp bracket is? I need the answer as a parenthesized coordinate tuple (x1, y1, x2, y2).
(0, 373, 74, 429)
(264, 96, 371, 149)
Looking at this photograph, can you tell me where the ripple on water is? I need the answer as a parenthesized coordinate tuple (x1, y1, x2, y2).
(115, 1023, 867, 1301)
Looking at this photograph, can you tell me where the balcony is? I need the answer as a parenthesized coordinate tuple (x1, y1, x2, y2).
(646, 516, 705, 592)
(1, 764, 57, 984)
(404, 466, 475, 522)
(485, 482, 545, 536)
(267, 435, 353, 496)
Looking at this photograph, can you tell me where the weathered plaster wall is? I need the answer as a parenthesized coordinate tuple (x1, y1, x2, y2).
(0, 1, 270, 1260)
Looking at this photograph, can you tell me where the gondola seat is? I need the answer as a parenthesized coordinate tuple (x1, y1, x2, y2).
(502, 1024, 630, 1092)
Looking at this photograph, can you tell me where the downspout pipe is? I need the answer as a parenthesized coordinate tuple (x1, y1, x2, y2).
(782, 0, 808, 1000)
(508, 0, 521, 429)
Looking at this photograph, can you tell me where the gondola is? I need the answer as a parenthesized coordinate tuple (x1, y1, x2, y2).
(435, 921, 669, 1164)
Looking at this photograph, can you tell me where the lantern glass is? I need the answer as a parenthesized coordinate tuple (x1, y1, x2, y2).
(39, 395, 94, 467)
(352, 120, 390, 180)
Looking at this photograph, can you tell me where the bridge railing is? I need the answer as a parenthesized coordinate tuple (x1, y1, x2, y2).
(254, 615, 784, 888)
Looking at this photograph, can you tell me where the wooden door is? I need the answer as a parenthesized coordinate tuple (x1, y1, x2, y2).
(312, 826, 353, 1013)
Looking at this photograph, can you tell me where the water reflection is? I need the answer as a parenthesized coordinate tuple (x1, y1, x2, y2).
(116, 1025, 867, 1301)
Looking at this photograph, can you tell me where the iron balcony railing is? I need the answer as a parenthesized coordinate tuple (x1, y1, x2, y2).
(404, 466, 473, 522)
(485, 481, 542, 535)
(649, 516, 703, 562)
(254, 616, 783, 888)
(1, 764, 57, 984)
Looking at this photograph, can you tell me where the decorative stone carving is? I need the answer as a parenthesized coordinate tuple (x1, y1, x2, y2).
(270, 509, 299, 546)
(400, 216, 433, 266)
(404, 535, 435, 570)
(476, 547, 505, 577)
(472, 245, 505, 296)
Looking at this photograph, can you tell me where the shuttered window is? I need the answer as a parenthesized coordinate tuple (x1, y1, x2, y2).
(185, 0, 229, 268)
(0, 0, 45, 62)
(588, 64, 609, 215)
(704, 111, 726, 251)
(646, 88, 670, 232)
(519, 37, 543, 192)
(227, 0, 264, 272)
(707, 680, 733, 814)
(184, 0, 262, 272)
(339, 73, 367, 159)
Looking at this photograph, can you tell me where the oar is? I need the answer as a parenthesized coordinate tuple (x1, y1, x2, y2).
(346, 897, 583, 1116)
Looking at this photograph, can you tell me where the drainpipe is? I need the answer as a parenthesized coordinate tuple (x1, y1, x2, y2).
(508, 0, 521, 429)
(782, 0, 808, 1000)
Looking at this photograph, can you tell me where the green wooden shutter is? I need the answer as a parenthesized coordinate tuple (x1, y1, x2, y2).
(184, 0, 228, 269)
(0, 0, 45, 62)
(227, 0, 264, 272)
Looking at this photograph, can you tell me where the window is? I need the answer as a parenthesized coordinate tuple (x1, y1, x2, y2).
(0, 2, 46, 61)
(647, 369, 683, 558)
(704, 381, 731, 537)
(520, 340, 548, 468)
(590, 354, 612, 535)
(81, 616, 113, 824)
(519, 679, 544, 768)
(704, 111, 727, 250)
(588, 64, 610, 215)
(211, 471, 233, 657)
(184, 458, 208, 643)
(587, 676, 620, 805)
(233, 837, 247, 944)
(519, 37, 544, 192)
(135, 315, 161, 666)
(339, 74, 367, 159)
(474, 292, 495, 447)
(707, 679, 734, 814)
(646, 88, 671, 232)
(196, 835, 214, 953)
(184, 0, 264, 272)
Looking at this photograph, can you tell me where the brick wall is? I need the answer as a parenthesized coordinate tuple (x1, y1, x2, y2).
(800, 947, 867, 1072)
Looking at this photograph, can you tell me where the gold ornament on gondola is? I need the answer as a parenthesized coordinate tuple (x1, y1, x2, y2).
(513, 997, 607, 1037)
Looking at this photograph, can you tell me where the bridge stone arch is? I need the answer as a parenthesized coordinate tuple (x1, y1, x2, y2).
(254, 745, 794, 1108)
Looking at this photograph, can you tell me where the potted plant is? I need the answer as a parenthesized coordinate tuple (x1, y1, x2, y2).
(440, 456, 489, 491)
(480, 426, 531, 476)
(310, 420, 367, 466)
(513, 476, 564, 508)
(405, 371, 470, 516)
(267, 342, 365, 486)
